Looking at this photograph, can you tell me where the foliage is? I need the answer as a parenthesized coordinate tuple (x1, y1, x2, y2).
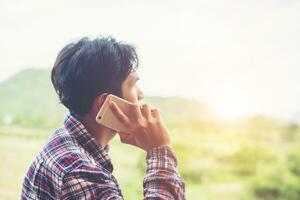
(247, 146, 300, 200)
(1, 68, 300, 199)
(228, 145, 277, 176)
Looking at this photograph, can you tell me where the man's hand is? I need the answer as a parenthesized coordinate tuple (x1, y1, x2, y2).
(110, 101, 171, 151)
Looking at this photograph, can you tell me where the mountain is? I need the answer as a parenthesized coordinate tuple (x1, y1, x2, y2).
(0, 68, 215, 128)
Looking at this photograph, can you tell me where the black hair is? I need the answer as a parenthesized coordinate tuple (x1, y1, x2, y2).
(51, 36, 138, 117)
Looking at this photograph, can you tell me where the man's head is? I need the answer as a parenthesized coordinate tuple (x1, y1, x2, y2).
(51, 36, 144, 118)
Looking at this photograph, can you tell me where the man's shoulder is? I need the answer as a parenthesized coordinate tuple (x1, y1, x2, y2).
(22, 127, 100, 198)
(36, 127, 97, 176)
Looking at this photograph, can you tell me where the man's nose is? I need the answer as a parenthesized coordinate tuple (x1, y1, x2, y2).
(138, 92, 144, 101)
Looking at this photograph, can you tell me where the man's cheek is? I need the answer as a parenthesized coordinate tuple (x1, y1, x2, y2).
(122, 89, 137, 103)
(128, 89, 139, 103)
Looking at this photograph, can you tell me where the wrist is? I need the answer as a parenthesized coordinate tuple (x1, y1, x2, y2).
(147, 144, 172, 152)
(146, 145, 178, 170)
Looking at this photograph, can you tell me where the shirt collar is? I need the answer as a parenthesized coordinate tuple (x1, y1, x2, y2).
(63, 113, 113, 172)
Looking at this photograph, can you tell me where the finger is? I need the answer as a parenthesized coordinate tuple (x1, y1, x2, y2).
(151, 108, 160, 119)
(130, 103, 143, 120)
(119, 133, 129, 141)
(118, 132, 131, 137)
(119, 132, 144, 149)
(110, 101, 130, 127)
(119, 133, 136, 146)
(141, 104, 152, 119)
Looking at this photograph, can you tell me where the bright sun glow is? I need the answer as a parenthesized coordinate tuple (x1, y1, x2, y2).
(215, 102, 243, 119)
(210, 97, 246, 120)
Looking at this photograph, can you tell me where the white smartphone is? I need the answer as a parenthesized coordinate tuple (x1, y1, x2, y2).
(95, 94, 133, 133)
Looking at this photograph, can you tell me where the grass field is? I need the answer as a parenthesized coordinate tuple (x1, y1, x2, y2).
(1, 117, 299, 200)
(0, 125, 203, 199)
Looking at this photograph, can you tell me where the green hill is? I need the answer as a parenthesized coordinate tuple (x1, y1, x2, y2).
(0, 68, 215, 128)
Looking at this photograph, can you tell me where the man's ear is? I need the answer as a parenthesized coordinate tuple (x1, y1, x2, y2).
(92, 93, 109, 114)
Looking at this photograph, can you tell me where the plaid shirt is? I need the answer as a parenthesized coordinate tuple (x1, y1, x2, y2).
(21, 114, 185, 199)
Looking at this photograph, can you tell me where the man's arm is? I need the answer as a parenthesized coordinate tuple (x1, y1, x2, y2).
(144, 146, 185, 200)
(110, 102, 186, 199)
(61, 165, 123, 200)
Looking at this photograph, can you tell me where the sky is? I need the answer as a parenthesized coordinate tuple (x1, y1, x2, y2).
(0, 0, 300, 120)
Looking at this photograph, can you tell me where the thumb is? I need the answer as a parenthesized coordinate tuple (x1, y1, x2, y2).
(119, 132, 136, 146)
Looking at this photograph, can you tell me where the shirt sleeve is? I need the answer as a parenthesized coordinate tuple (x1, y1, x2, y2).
(143, 145, 186, 200)
(60, 164, 123, 200)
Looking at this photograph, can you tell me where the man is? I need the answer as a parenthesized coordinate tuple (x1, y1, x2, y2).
(21, 36, 185, 199)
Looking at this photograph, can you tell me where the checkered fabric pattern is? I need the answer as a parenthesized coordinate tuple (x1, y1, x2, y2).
(21, 114, 185, 199)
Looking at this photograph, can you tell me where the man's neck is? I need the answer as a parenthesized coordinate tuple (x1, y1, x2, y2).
(80, 115, 116, 146)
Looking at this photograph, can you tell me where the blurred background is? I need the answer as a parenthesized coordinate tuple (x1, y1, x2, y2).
(1, 0, 300, 199)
